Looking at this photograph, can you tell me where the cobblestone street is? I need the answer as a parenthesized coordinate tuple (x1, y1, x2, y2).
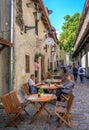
(0, 78, 89, 130)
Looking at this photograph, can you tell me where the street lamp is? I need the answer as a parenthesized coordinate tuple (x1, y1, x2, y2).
(24, 11, 41, 34)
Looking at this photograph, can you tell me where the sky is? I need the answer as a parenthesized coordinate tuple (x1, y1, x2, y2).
(43, 0, 86, 35)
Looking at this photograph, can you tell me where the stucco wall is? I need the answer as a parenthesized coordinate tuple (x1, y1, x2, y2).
(0, 48, 10, 96)
(14, 0, 50, 91)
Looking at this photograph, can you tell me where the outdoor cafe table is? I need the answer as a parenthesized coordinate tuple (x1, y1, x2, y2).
(37, 84, 58, 93)
(27, 94, 56, 124)
(46, 79, 62, 84)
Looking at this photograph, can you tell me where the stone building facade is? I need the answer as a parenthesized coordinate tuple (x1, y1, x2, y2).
(0, 0, 12, 96)
(73, 0, 89, 77)
(0, 0, 59, 96)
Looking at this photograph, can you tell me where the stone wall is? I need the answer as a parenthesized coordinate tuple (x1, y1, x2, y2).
(0, 0, 11, 96)
(0, 48, 10, 96)
(13, 0, 50, 92)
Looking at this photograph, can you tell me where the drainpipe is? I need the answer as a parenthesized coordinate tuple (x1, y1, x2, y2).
(9, 0, 14, 91)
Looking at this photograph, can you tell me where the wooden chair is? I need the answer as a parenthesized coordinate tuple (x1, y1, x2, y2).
(10, 91, 29, 115)
(1, 93, 23, 128)
(55, 94, 75, 128)
(23, 83, 30, 95)
(61, 94, 70, 101)
(42, 72, 51, 81)
(56, 101, 67, 107)
(61, 84, 75, 101)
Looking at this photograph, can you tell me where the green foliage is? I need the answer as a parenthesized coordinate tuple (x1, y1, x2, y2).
(38, 88, 44, 93)
(59, 12, 81, 52)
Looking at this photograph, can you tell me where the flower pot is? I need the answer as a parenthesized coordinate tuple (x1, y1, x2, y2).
(40, 93, 44, 98)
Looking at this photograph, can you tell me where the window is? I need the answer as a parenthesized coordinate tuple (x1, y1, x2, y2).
(25, 55, 30, 73)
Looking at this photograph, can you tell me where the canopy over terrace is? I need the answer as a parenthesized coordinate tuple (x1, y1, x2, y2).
(0, 38, 13, 53)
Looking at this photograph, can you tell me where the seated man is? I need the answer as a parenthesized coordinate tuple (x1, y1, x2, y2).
(56, 74, 75, 101)
(28, 74, 39, 94)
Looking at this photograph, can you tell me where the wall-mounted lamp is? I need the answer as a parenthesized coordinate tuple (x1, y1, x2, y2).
(24, 12, 41, 34)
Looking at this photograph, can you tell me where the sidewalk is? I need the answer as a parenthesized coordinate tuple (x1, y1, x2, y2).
(0, 79, 89, 130)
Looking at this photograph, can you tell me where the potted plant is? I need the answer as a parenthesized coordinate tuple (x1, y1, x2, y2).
(38, 88, 44, 97)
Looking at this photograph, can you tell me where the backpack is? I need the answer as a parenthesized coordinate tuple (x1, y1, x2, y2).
(80, 68, 83, 73)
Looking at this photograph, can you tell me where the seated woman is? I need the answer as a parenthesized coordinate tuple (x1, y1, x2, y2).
(28, 74, 39, 94)
(56, 74, 75, 101)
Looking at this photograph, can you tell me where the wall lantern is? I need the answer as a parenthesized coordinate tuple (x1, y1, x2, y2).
(24, 12, 42, 34)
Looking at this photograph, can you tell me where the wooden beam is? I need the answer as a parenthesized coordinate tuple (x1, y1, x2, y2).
(0, 45, 6, 53)
(0, 38, 13, 47)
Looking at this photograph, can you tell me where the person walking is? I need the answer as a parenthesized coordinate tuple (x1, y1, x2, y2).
(34, 59, 39, 78)
(73, 63, 78, 82)
(78, 65, 85, 83)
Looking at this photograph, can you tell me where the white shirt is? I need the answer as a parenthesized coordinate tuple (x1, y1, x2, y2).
(28, 79, 35, 86)
(28, 78, 37, 94)
(78, 67, 85, 75)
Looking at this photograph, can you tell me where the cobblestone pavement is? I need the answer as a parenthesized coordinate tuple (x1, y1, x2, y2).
(0, 78, 89, 130)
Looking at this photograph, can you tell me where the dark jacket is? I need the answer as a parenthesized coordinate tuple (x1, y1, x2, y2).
(73, 67, 78, 74)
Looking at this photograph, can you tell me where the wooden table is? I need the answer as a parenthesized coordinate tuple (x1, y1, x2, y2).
(37, 84, 59, 94)
(46, 79, 62, 84)
(27, 94, 56, 124)
(37, 84, 58, 90)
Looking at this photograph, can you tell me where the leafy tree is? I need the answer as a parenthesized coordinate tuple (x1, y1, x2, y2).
(59, 12, 81, 52)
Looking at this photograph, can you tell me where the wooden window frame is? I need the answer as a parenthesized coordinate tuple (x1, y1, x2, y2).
(25, 55, 30, 73)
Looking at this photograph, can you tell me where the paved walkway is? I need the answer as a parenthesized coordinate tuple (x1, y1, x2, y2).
(0, 79, 89, 130)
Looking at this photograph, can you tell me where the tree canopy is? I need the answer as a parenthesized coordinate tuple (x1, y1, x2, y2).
(59, 12, 81, 52)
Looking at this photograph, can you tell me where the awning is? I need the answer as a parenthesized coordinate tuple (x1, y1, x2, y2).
(0, 38, 13, 53)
